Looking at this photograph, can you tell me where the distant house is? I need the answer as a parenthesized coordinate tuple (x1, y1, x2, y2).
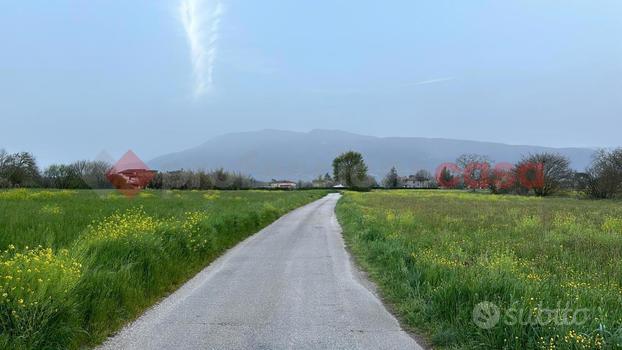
(332, 184, 346, 189)
(401, 175, 435, 189)
(270, 180, 297, 190)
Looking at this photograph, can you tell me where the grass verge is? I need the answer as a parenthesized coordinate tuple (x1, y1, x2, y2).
(336, 190, 622, 349)
(0, 189, 328, 349)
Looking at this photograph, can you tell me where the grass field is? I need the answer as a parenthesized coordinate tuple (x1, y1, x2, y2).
(0, 188, 327, 349)
(337, 190, 622, 350)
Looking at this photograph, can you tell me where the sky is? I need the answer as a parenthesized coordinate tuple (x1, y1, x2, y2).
(1, 0, 621, 167)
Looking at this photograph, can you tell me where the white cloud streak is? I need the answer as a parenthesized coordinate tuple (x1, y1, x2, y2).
(409, 77, 455, 86)
(179, 0, 224, 97)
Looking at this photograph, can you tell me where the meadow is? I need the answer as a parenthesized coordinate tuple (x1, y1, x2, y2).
(0, 188, 327, 349)
(337, 190, 622, 349)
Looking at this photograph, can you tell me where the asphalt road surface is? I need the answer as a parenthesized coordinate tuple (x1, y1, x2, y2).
(99, 193, 423, 350)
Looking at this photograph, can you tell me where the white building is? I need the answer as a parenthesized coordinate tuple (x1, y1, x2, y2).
(270, 181, 297, 190)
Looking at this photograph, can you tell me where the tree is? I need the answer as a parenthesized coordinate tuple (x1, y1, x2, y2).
(364, 175, 378, 188)
(489, 163, 516, 194)
(586, 148, 622, 199)
(382, 166, 401, 188)
(516, 153, 572, 196)
(456, 153, 492, 170)
(414, 169, 432, 182)
(332, 151, 369, 188)
(151, 169, 256, 190)
(43, 164, 76, 188)
(0, 151, 40, 187)
(41, 160, 111, 189)
(0, 149, 7, 167)
(0, 149, 8, 187)
(312, 173, 334, 188)
(73, 160, 112, 189)
(198, 170, 214, 189)
(439, 167, 454, 187)
(456, 154, 492, 191)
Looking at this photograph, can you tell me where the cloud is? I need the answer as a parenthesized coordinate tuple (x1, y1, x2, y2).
(179, 0, 224, 97)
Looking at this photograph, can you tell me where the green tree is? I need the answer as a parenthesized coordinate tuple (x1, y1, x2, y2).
(382, 166, 401, 188)
(332, 151, 368, 188)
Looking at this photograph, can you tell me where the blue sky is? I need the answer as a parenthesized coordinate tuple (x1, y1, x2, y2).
(1, 0, 621, 166)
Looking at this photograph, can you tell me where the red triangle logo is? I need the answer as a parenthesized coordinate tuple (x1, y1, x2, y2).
(106, 150, 156, 197)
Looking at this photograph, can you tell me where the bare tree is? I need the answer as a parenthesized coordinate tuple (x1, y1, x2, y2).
(586, 148, 622, 199)
(0, 151, 40, 187)
(456, 153, 492, 170)
(516, 153, 572, 196)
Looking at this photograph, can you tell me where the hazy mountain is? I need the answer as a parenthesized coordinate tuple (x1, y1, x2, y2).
(149, 129, 595, 181)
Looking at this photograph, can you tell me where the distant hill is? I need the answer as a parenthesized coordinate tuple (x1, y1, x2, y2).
(149, 129, 595, 181)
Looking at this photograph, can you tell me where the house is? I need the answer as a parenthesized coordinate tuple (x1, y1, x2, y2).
(401, 175, 435, 189)
(270, 180, 297, 190)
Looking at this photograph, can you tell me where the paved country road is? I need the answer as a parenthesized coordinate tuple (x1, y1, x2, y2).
(99, 194, 423, 350)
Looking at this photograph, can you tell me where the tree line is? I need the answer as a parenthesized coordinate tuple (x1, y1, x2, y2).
(379, 149, 622, 198)
(2, 148, 621, 198)
(0, 150, 257, 190)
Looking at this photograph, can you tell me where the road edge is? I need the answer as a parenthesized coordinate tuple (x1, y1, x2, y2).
(333, 194, 432, 350)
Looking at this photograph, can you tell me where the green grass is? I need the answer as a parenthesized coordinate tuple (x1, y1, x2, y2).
(336, 190, 622, 350)
(0, 188, 328, 349)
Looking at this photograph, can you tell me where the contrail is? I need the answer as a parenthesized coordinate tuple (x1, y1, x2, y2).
(179, 0, 224, 97)
(410, 77, 455, 86)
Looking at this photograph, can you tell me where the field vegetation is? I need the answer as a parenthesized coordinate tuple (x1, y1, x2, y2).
(337, 190, 622, 349)
(0, 188, 327, 349)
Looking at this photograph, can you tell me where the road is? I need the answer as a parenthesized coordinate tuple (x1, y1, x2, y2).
(99, 193, 422, 350)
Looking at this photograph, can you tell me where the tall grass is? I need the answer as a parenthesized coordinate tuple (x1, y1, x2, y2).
(0, 189, 327, 349)
(337, 190, 622, 349)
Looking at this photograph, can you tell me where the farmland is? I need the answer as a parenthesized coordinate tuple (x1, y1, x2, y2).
(337, 190, 622, 349)
(0, 189, 328, 349)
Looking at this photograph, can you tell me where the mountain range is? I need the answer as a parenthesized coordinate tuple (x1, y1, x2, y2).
(148, 129, 595, 181)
